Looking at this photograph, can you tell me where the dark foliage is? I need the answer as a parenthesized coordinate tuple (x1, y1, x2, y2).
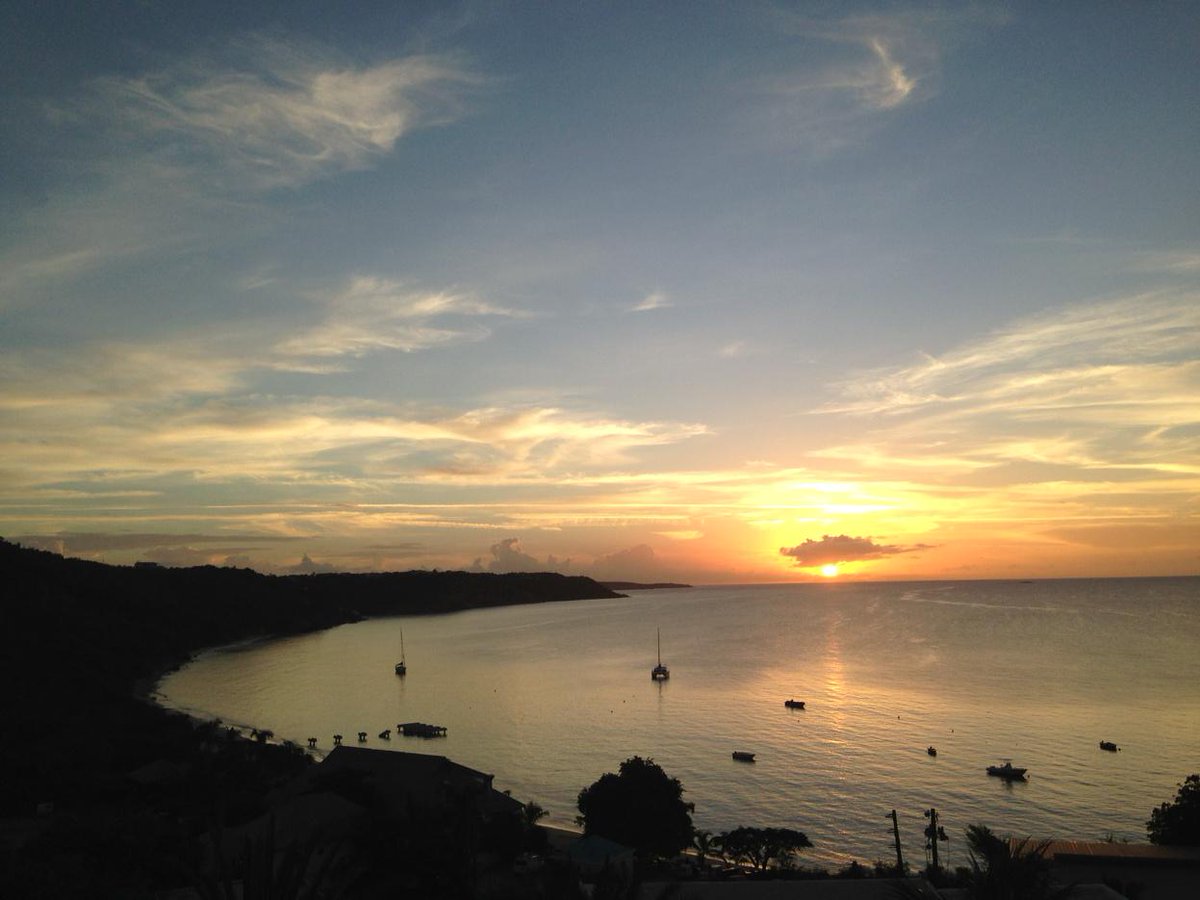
(576, 756, 694, 860)
(715, 826, 812, 871)
(0, 538, 619, 896)
(960, 824, 1071, 900)
(1147, 774, 1200, 846)
(0, 537, 617, 813)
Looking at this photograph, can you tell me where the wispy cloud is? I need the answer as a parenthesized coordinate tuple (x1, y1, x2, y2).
(1131, 249, 1200, 275)
(94, 37, 480, 192)
(763, 31, 921, 112)
(630, 291, 671, 312)
(276, 277, 521, 360)
(0, 317, 710, 497)
(1, 38, 481, 304)
(808, 292, 1200, 531)
(745, 6, 1000, 154)
(718, 340, 750, 359)
(828, 292, 1199, 420)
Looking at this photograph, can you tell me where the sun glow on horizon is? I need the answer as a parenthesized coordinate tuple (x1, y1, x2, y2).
(820, 564, 840, 578)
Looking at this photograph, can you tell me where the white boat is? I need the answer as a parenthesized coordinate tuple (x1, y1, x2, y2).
(651, 629, 670, 680)
(394, 628, 407, 676)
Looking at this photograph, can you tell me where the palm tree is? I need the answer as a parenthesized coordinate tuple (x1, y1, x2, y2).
(522, 801, 549, 829)
(692, 828, 715, 872)
(961, 824, 1073, 900)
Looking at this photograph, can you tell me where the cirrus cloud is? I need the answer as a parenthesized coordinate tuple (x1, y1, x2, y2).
(94, 37, 481, 192)
(275, 276, 523, 361)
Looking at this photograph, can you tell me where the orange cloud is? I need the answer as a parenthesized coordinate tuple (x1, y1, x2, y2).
(779, 533, 934, 567)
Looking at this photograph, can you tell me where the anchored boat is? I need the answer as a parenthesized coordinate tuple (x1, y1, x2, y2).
(394, 628, 407, 676)
(986, 760, 1027, 781)
(651, 628, 670, 680)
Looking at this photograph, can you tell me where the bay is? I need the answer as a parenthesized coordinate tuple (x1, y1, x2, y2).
(157, 577, 1200, 870)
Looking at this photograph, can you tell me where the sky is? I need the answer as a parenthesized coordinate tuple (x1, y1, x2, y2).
(2, 1, 1197, 583)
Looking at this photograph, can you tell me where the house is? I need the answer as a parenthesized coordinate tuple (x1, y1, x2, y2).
(274, 745, 525, 823)
(1027, 839, 1200, 900)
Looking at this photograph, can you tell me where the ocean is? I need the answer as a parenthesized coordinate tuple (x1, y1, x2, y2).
(156, 577, 1200, 870)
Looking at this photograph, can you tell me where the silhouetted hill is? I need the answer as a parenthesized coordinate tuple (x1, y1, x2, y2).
(0, 538, 620, 816)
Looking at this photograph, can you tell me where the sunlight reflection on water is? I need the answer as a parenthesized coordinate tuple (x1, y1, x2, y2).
(159, 577, 1200, 869)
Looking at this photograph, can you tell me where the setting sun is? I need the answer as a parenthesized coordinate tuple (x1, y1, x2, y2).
(820, 564, 840, 578)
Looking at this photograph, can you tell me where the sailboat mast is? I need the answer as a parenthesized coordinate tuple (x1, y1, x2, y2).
(651, 627, 670, 680)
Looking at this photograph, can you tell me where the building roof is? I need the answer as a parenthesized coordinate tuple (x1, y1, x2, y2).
(319, 745, 493, 790)
(280, 746, 523, 819)
(1004, 839, 1200, 900)
(1012, 839, 1200, 866)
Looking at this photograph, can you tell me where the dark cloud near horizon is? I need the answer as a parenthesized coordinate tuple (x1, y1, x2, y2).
(471, 537, 664, 580)
(472, 538, 548, 574)
(278, 553, 338, 575)
(590, 543, 662, 581)
(779, 534, 933, 567)
(140, 545, 260, 568)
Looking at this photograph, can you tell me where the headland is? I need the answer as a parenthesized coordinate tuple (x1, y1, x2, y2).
(0, 538, 622, 893)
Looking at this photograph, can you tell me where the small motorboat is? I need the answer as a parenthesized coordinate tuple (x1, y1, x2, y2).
(927, 746, 937, 756)
(732, 751, 756, 762)
(784, 699, 805, 709)
(986, 761, 1027, 781)
(1099, 740, 1119, 752)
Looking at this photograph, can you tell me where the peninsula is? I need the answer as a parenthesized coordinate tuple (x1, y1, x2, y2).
(0, 538, 622, 893)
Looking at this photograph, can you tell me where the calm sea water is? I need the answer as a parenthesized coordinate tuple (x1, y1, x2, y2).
(157, 578, 1200, 869)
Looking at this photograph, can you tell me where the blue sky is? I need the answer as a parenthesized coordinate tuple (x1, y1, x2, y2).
(2, 1, 1197, 581)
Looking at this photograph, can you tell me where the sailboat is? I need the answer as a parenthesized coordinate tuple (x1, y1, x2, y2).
(394, 628, 407, 676)
(651, 628, 670, 680)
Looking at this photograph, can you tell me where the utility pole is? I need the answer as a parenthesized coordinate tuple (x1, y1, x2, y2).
(887, 809, 905, 872)
(923, 807, 949, 872)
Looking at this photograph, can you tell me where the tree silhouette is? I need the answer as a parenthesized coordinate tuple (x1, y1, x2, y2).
(1147, 774, 1200, 846)
(692, 828, 715, 871)
(576, 756, 694, 859)
(715, 826, 811, 871)
(960, 824, 1071, 900)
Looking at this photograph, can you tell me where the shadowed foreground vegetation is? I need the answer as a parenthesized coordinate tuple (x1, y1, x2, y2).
(0, 538, 619, 895)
